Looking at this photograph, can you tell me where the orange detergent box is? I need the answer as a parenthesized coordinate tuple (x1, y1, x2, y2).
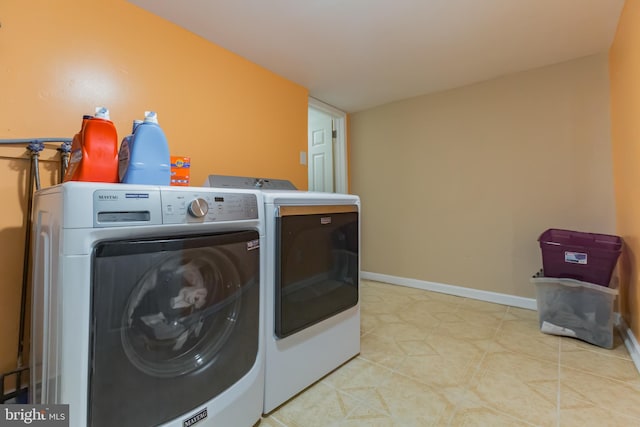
(170, 156, 191, 186)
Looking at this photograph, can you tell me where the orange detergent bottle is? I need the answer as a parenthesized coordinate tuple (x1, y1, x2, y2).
(63, 107, 119, 183)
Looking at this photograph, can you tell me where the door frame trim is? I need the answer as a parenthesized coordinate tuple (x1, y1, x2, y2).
(308, 97, 348, 193)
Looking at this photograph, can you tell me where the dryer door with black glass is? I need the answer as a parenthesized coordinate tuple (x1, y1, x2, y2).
(275, 205, 359, 338)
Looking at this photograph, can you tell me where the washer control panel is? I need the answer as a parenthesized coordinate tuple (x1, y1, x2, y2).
(92, 188, 258, 227)
(161, 190, 258, 224)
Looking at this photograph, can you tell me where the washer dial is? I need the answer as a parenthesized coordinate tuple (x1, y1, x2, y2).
(188, 198, 209, 218)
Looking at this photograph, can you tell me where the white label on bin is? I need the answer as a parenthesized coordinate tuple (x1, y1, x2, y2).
(565, 251, 587, 264)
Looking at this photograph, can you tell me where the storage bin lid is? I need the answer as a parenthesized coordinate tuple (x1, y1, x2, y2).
(538, 228, 622, 252)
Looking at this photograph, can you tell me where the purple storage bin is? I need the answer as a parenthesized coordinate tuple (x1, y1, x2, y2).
(538, 228, 622, 287)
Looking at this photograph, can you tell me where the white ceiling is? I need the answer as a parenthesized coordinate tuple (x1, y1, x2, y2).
(128, 0, 625, 113)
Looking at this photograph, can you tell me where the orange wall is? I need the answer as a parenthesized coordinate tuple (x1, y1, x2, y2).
(0, 0, 308, 374)
(610, 0, 640, 340)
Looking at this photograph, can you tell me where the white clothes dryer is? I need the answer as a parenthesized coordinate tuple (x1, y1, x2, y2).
(205, 176, 360, 413)
(30, 182, 265, 427)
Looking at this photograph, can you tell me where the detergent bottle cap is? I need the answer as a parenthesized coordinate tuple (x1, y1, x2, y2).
(132, 119, 144, 132)
(143, 111, 159, 124)
(94, 106, 110, 120)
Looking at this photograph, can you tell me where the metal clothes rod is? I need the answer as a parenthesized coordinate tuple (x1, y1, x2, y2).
(0, 138, 72, 144)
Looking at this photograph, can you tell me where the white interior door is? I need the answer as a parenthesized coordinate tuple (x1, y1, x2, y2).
(307, 97, 348, 193)
(308, 107, 334, 192)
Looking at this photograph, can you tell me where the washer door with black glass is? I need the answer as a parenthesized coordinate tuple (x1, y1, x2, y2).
(89, 231, 260, 427)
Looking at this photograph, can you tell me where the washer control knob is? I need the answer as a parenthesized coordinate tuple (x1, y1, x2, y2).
(188, 198, 209, 218)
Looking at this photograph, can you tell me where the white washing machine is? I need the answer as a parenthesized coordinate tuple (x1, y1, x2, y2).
(30, 182, 265, 427)
(205, 176, 360, 413)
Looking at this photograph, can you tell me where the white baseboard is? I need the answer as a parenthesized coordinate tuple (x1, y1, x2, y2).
(616, 314, 640, 374)
(361, 271, 537, 310)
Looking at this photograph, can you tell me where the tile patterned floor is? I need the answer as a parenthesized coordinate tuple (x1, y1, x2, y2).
(259, 279, 640, 426)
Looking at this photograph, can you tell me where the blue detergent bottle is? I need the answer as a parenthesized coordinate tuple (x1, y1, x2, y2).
(118, 111, 171, 185)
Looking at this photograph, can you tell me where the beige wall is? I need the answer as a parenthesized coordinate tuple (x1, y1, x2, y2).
(0, 0, 308, 374)
(610, 0, 640, 340)
(350, 53, 616, 298)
